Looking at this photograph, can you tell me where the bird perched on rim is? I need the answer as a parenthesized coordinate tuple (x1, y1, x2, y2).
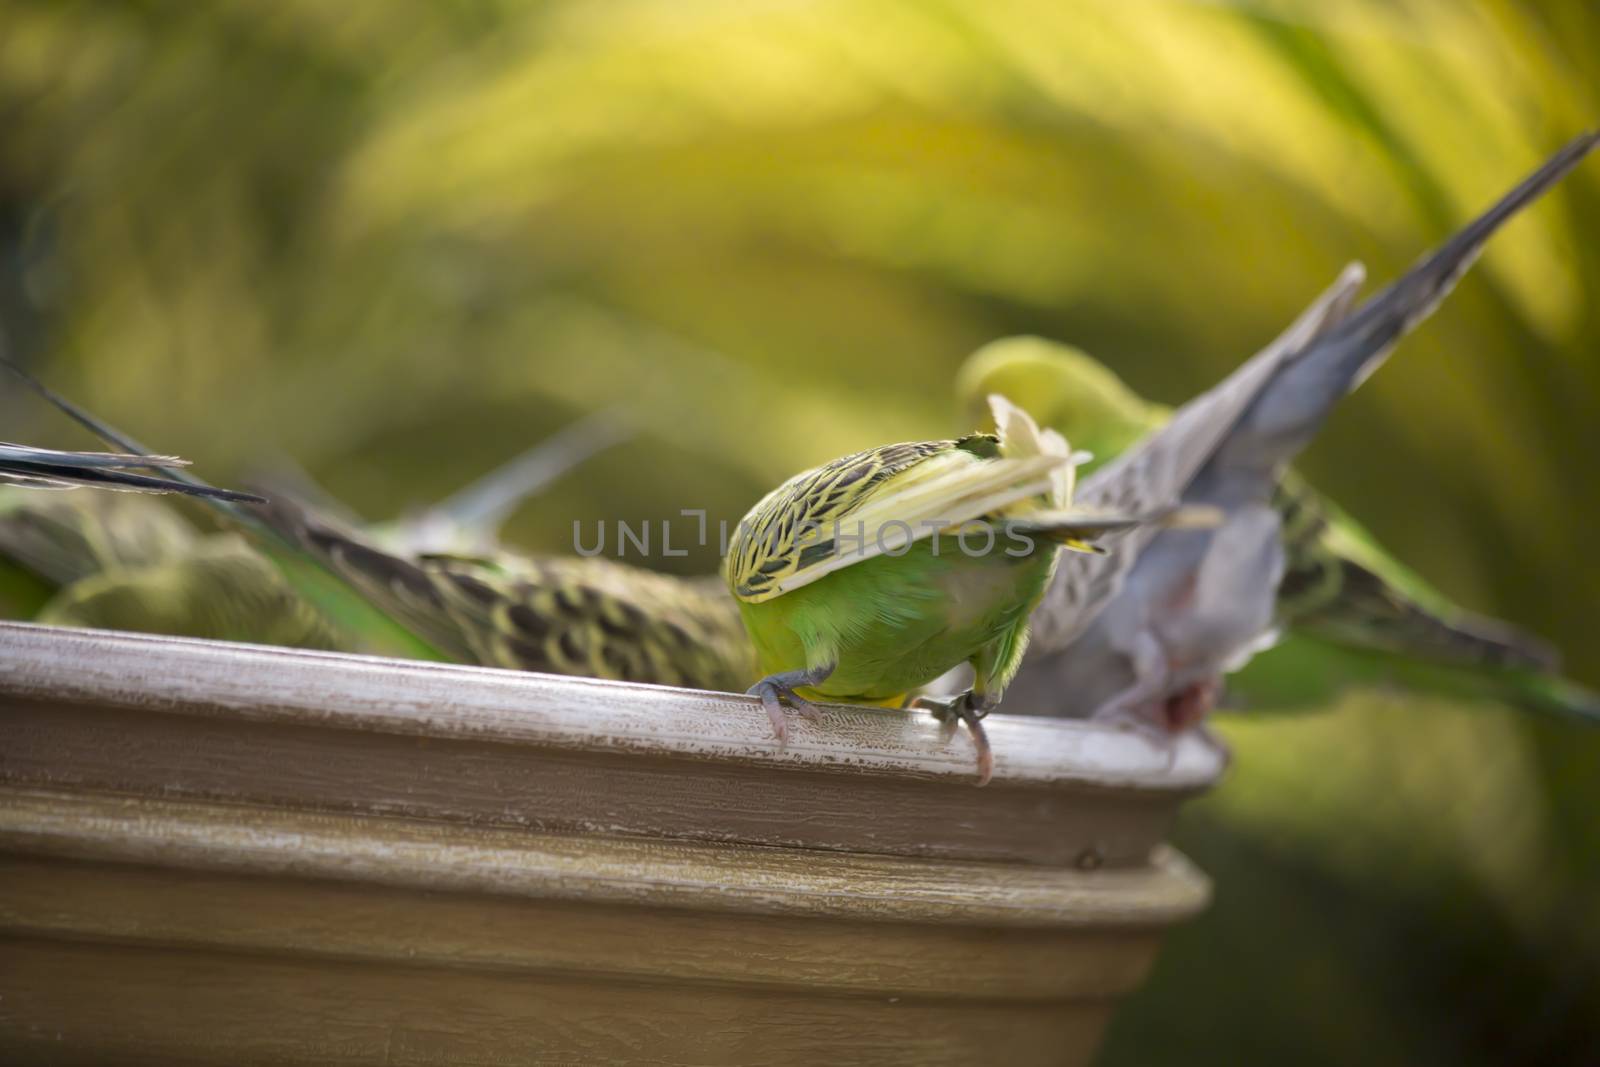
(0, 477, 756, 689)
(0, 365, 757, 693)
(956, 337, 1600, 724)
(997, 131, 1599, 734)
(725, 395, 1170, 784)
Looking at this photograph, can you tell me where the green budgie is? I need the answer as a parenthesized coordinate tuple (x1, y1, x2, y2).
(0, 368, 757, 693)
(983, 131, 1599, 731)
(726, 394, 1167, 783)
(0, 482, 404, 654)
(7, 486, 756, 690)
(0, 482, 212, 622)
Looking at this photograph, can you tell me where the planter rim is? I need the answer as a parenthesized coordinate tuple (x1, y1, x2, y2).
(0, 622, 1225, 792)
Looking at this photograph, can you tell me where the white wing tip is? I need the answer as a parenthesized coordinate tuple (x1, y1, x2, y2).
(987, 393, 1071, 456)
(1339, 261, 1367, 288)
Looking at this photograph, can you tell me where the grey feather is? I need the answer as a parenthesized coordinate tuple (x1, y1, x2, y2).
(1012, 131, 1598, 720)
(380, 408, 634, 556)
(0, 441, 262, 501)
(1027, 261, 1366, 652)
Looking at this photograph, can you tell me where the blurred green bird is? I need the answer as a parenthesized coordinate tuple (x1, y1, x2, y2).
(0, 483, 369, 652)
(0, 485, 199, 586)
(0, 383, 757, 694)
(0, 484, 757, 692)
(956, 333, 1599, 725)
(38, 532, 349, 651)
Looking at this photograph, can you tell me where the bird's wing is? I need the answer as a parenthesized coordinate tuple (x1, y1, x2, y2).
(1077, 261, 1367, 521)
(249, 492, 480, 661)
(1272, 474, 1557, 671)
(255, 492, 754, 691)
(416, 554, 754, 692)
(725, 437, 1065, 603)
(0, 463, 263, 501)
(0, 442, 230, 495)
(1028, 263, 1366, 648)
(1031, 129, 1599, 656)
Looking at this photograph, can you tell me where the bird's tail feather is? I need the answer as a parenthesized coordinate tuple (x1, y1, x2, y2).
(1340, 129, 1600, 390)
(0, 356, 448, 660)
(1294, 555, 1562, 675)
(1237, 131, 1599, 461)
(0, 359, 265, 504)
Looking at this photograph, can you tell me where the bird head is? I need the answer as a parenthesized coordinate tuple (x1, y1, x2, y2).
(954, 337, 1159, 471)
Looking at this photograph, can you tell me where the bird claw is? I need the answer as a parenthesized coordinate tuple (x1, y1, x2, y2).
(789, 694, 824, 722)
(1091, 679, 1221, 770)
(1093, 702, 1183, 770)
(752, 682, 790, 744)
(910, 692, 995, 787)
(1096, 701, 1167, 740)
(748, 678, 825, 744)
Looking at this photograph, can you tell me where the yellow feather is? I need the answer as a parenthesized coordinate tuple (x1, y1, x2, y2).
(727, 399, 1114, 603)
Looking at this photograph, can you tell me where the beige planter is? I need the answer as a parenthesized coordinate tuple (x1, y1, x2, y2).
(0, 621, 1223, 1065)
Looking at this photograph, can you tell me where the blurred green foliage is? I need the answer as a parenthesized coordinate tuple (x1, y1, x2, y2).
(1, 1, 1597, 1063)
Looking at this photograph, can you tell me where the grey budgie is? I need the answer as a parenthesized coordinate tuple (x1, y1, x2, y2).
(1001, 130, 1599, 730)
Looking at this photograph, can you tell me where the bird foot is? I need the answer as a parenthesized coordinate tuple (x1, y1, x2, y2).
(747, 673, 828, 744)
(1161, 679, 1218, 733)
(910, 691, 995, 787)
(1092, 680, 1220, 771)
(1093, 701, 1180, 767)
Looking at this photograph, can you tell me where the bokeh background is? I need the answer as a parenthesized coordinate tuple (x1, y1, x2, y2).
(2, 1, 1598, 1063)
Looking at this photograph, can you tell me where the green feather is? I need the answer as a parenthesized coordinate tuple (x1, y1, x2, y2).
(730, 397, 1150, 745)
(39, 535, 350, 651)
(0, 366, 752, 684)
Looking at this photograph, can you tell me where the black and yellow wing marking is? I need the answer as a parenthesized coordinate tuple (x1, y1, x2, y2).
(1272, 475, 1555, 672)
(258, 495, 754, 692)
(726, 433, 1068, 604)
(430, 556, 753, 692)
(726, 439, 956, 602)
